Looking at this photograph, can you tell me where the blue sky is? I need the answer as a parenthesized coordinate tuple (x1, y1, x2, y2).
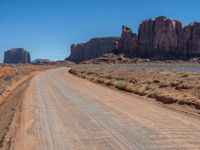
(0, 0, 200, 62)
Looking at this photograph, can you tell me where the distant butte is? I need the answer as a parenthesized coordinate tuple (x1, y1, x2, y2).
(67, 37, 120, 63)
(4, 48, 31, 64)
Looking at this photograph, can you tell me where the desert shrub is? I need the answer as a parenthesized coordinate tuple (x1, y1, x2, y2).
(0, 80, 11, 95)
(148, 92, 178, 104)
(127, 78, 137, 84)
(104, 79, 115, 86)
(145, 85, 152, 90)
(4, 74, 13, 81)
(16, 70, 30, 75)
(170, 82, 180, 87)
(80, 70, 86, 73)
(159, 83, 168, 88)
(132, 86, 146, 96)
(80, 74, 87, 79)
(181, 74, 189, 77)
(153, 80, 160, 83)
(178, 80, 184, 84)
(175, 84, 193, 90)
(68, 69, 77, 74)
(132, 86, 139, 93)
(89, 76, 97, 82)
(115, 81, 133, 92)
(96, 78, 106, 84)
(179, 72, 189, 78)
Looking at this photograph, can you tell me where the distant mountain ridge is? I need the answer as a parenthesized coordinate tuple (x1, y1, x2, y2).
(68, 16, 200, 62)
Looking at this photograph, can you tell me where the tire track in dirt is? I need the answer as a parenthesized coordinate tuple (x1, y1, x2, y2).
(13, 68, 200, 150)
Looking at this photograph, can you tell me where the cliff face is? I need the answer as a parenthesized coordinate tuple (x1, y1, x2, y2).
(179, 22, 200, 57)
(67, 37, 120, 62)
(116, 16, 200, 59)
(115, 26, 138, 56)
(138, 17, 182, 57)
(68, 16, 200, 62)
(4, 48, 31, 64)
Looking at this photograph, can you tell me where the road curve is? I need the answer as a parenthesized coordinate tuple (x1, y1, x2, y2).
(13, 68, 200, 150)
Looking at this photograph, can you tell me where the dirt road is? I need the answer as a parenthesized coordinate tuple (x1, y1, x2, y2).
(13, 68, 200, 150)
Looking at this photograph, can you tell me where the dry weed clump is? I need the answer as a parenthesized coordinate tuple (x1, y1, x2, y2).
(114, 81, 133, 92)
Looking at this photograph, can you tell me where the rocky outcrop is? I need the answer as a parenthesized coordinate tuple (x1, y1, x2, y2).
(115, 26, 138, 56)
(138, 16, 184, 57)
(68, 16, 200, 62)
(178, 22, 200, 57)
(82, 53, 131, 64)
(4, 48, 31, 64)
(67, 37, 120, 62)
(115, 16, 200, 59)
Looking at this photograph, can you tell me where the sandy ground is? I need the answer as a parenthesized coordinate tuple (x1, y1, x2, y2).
(0, 77, 31, 149)
(13, 67, 200, 150)
(0, 70, 43, 149)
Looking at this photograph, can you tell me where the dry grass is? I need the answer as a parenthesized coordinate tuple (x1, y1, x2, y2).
(114, 81, 133, 92)
(69, 65, 200, 110)
(0, 64, 51, 95)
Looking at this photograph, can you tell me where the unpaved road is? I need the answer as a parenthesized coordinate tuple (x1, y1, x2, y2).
(0, 77, 31, 148)
(13, 68, 200, 150)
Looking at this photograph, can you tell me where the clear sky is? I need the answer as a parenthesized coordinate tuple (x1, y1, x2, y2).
(0, 0, 200, 62)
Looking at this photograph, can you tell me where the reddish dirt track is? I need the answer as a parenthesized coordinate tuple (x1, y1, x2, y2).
(13, 68, 200, 150)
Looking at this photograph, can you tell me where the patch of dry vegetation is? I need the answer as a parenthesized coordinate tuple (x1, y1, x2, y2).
(69, 65, 200, 110)
(0, 64, 51, 95)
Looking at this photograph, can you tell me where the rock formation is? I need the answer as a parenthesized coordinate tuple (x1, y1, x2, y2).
(68, 16, 200, 62)
(116, 16, 200, 59)
(32, 58, 50, 64)
(178, 22, 200, 57)
(137, 16, 183, 57)
(67, 37, 120, 62)
(115, 26, 138, 56)
(4, 48, 31, 64)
